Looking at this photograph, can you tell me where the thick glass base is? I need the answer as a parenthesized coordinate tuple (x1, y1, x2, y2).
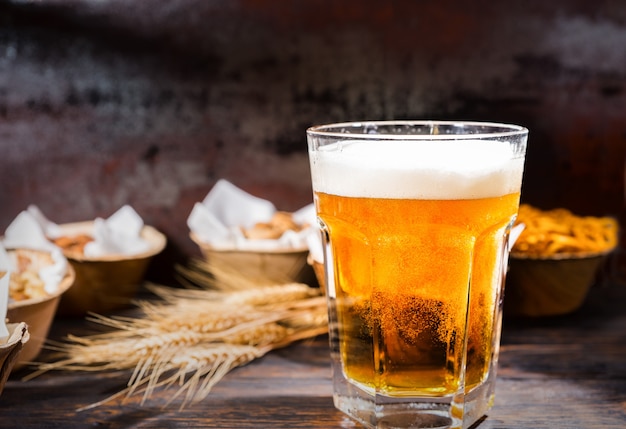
(331, 359, 496, 429)
(462, 373, 497, 429)
(334, 393, 461, 429)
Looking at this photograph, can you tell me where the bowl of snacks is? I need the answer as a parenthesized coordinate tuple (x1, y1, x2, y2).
(190, 211, 316, 286)
(3, 206, 167, 317)
(505, 204, 619, 317)
(5, 248, 75, 368)
(52, 220, 166, 316)
(188, 180, 317, 286)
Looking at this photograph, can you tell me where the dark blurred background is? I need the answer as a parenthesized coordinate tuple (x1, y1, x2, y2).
(1, 0, 624, 282)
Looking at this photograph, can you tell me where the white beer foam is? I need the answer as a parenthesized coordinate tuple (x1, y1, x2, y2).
(310, 140, 525, 200)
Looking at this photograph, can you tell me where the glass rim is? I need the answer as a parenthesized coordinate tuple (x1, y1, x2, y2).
(306, 120, 528, 140)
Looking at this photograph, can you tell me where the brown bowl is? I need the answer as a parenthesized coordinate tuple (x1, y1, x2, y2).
(55, 221, 166, 316)
(190, 233, 316, 286)
(6, 253, 75, 368)
(504, 249, 613, 317)
(0, 323, 30, 394)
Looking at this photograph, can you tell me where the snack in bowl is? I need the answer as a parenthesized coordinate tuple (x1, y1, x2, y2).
(5, 248, 74, 368)
(505, 204, 619, 317)
(242, 211, 308, 240)
(188, 180, 317, 286)
(49, 233, 93, 257)
(52, 221, 167, 316)
(3, 205, 167, 316)
(511, 204, 618, 257)
(190, 211, 315, 286)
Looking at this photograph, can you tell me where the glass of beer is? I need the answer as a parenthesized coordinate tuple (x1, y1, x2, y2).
(306, 121, 528, 429)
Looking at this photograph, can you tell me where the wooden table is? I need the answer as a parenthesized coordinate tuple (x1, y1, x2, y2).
(2, 281, 625, 428)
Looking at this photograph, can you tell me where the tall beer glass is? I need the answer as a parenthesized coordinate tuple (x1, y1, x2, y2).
(307, 121, 528, 429)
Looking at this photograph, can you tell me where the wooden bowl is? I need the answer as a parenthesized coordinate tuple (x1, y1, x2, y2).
(190, 233, 316, 286)
(55, 221, 166, 316)
(6, 250, 75, 368)
(504, 250, 612, 317)
(0, 323, 30, 394)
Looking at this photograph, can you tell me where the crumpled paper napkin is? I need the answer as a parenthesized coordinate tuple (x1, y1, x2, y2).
(2, 207, 58, 253)
(187, 179, 316, 251)
(2, 212, 68, 299)
(82, 205, 151, 257)
(3, 205, 150, 258)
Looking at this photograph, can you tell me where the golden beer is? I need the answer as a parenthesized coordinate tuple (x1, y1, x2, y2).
(315, 191, 519, 395)
(307, 121, 527, 429)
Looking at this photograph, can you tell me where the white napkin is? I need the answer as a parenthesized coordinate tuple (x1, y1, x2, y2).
(3, 208, 58, 252)
(0, 246, 10, 343)
(187, 179, 316, 251)
(83, 205, 151, 257)
(40, 249, 69, 294)
(3, 205, 150, 258)
(1, 225, 68, 298)
(2, 207, 68, 295)
(27, 205, 62, 239)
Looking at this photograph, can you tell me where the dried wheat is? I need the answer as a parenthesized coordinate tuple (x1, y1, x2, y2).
(31, 258, 328, 410)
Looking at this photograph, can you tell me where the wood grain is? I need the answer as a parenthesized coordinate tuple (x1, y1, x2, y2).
(1, 283, 625, 428)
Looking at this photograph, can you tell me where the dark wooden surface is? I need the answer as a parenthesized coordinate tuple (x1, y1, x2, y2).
(1, 282, 625, 429)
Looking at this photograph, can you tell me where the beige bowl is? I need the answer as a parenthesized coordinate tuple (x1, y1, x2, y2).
(0, 323, 30, 394)
(504, 249, 612, 317)
(190, 233, 315, 286)
(55, 221, 166, 316)
(6, 253, 75, 368)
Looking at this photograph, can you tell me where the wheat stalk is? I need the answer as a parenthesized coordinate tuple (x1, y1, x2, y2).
(30, 258, 328, 410)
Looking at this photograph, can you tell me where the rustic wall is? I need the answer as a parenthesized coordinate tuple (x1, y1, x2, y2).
(1, 0, 625, 280)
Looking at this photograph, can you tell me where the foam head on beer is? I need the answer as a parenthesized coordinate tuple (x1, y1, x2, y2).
(310, 139, 525, 200)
